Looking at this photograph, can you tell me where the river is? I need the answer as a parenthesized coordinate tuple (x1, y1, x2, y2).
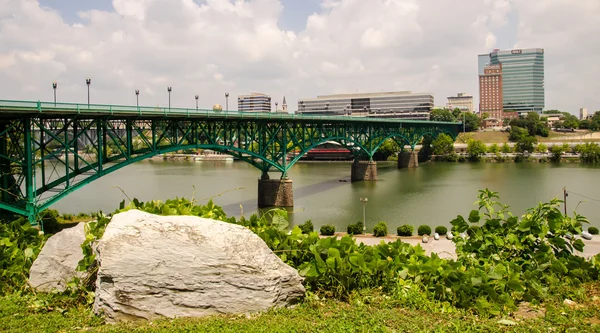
(51, 160, 600, 230)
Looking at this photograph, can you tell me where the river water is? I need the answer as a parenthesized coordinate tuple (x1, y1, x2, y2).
(51, 160, 600, 230)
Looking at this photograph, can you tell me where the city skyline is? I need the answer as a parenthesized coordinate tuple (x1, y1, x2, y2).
(0, 1, 598, 114)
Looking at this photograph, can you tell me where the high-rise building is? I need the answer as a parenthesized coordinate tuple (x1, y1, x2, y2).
(580, 107, 588, 120)
(479, 64, 503, 120)
(237, 93, 272, 112)
(446, 93, 474, 113)
(297, 91, 434, 120)
(483, 48, 545, 113)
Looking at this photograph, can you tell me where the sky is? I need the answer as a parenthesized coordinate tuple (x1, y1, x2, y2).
(0, 0, 598, 114)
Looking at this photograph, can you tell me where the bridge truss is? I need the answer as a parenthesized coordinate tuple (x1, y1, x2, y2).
(0, 100, 459, 224)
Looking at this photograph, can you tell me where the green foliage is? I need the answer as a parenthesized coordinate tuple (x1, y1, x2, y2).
(417, 225, 432, 236)
(373, 222, 388, 237)
(374, 139, 400, 161)
(536, 143, 548, 154)
(299, 220, 314, 234)
(589, 227, 599, 235)
(508, 126, 529, 142)
(418, 135, 433, 160)
(450, 189, 597, 313)
(320, 224, 336, 236)
(488, 143, 500, 154)
(435, 226, 448, 235)
(466, 139, 487, 162)
(0, 219, 45, 294)
(397, 224, 413, 236)
(350, 222, 364, 235)
(575, 143, 600, 163)
(430, 108, 456, 122)
(550, 145, 565, 162)
(510, 113, 549, 137)
(516, 135, 538, 153)
(432, 134, 454, 156)
(462, 112, 481, 132)
(501, 143, 512, 153)
(347, 222, 364, 235)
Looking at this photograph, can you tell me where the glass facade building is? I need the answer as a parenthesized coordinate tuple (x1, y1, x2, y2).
(488, 48, 545, 112)
(237, 93, 272, 112)
(297, 91, 434, 120)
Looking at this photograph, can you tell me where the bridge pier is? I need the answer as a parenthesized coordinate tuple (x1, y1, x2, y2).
(398, 151, 419, 168)
(257, 174, 294, 208)
(351, 160, 377, 181)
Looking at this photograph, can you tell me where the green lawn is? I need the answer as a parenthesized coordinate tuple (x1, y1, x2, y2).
(2, 287, 600, 333)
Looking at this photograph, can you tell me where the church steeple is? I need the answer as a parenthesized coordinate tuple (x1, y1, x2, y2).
(282, 96, 287, 112)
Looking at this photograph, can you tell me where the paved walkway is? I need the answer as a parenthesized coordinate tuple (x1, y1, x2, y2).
(341, 234, 600, 260)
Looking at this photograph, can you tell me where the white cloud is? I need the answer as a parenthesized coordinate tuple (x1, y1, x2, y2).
(0, 0, 597, 114)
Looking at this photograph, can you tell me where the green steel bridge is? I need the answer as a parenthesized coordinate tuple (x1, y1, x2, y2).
(0, 99, 460, 224)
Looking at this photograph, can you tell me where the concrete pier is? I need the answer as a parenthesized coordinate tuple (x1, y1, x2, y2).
(257, 178, 294, 207)
(398, 151, 419, 168)
(351, 160, 377, 181)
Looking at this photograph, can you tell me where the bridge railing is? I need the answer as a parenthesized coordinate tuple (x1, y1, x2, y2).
(0, 99, 461, 126)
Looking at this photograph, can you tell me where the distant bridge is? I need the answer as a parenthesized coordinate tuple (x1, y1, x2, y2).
(0, 99, 460, 224)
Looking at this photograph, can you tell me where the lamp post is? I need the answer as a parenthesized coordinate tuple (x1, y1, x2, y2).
(52, 81, 57, 105)
(275, 101, 278, 113)
(167, 86, 172, 109)
(85, 77, 91, 106)
(195, 95, 199, 110)
(360, 197, 368, 233)
(225, 92, 229, 111)
(135, 89, 139, 108)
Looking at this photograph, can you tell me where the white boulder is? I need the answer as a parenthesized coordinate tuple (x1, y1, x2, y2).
(94, 210, 305, 322)
(29, 223, 86, 292)
(433, 233, 440, 241)
(446, 232, 454, 240)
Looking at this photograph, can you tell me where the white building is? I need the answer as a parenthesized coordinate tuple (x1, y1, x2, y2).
(297, 91, 434, 120)
(580, 107, 588, 120)
(446, 93, 474, 113)
(238, 93, 272, 112)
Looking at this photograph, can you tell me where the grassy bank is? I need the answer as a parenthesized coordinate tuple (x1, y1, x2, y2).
(456, 131, 600, 144)
(2, 286, 600, 333)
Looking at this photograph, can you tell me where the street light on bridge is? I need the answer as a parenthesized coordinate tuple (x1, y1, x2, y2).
(195, 95, 199, 110)
(360, 197, 368, 233)
(135, 89, 140, 108)
(225, 92, 229, 111)
(275, 101, 278, 113)
(52, 81, 57, 106)
(85, 77, 91, 106)
(167, 86, 172, 109)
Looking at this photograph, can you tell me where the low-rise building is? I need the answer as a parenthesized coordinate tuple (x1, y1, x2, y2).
(238, 93, 272, 112)
(446, 93, 474, 113)
(297, 91, 434, 120)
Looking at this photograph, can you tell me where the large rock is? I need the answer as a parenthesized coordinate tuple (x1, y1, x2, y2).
(29, 223, 86, 292)
(94, 210, 305, 322)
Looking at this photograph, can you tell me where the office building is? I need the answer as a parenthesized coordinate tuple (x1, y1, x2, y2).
(446, 93, 474, 113)
(580, 107, 588, 120)
(480, 48, 544, 113)
(479, 64, 503, 120)
(297, 91, 434, 120)
(237, 93, 272, 112)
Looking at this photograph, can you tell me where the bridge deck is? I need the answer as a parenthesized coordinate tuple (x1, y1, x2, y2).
(0, 99, 459, 125)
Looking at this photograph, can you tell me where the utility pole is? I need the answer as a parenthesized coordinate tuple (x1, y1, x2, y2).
(360, 197, 368, 233)
(563, 187, 568, 215)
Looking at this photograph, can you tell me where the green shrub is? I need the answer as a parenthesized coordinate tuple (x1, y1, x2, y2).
(373, 222, 388, 237)
(299, 220, 314, 234)
(320, 224, 336, 236)
(434, 226, 448, 235)
(589, 227, 599, 235)
(397, 224, 414, 236)
(417, 225, 431, 236)
(347, 221, 364, 235)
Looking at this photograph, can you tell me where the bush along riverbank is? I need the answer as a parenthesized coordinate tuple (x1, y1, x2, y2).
(426, 135, 600, 164)
(2, 190, 600, 332)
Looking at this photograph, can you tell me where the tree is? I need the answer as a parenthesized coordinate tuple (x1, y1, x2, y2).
(549, 145, 564, 162)
(462, 113, 481, 132)
(536, 143, 548, 154)
(482, 112, 490, 119)
(418, 135, 433, 160)
(579, 119, 590, 129)
(516, 135, 538, 153)
(374, 139, 400, 160)
(430, 108, 456, 122)
(451, 108, 462, 119)
(501, 143, 512, 153)
(488, 143, 500, 154)
(561, 114, 579, 129)
(508, 126, 529, 142)
(466, 139, 487, 161)
(432, 134, 454, 155)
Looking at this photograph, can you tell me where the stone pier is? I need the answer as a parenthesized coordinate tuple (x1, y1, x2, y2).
(398, 151, 419, 168)
(257, 176, 294, 207)
(351, 160, 377, 181)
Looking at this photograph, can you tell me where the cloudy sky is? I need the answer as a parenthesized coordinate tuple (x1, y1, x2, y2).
(1, 0, 598, 114)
